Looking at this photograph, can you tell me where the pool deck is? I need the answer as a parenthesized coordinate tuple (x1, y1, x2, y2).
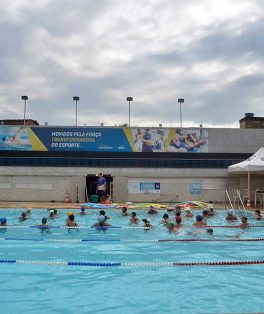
(0, 201, 259, 212)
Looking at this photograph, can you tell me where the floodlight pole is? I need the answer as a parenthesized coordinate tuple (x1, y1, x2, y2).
(21, 95, 28, 126)
(126, 97, 133, 127)
(178, 98, 184, 128)
(73, 96, 80, 126)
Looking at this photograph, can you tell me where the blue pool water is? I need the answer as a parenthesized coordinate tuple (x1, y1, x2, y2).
(0, 208, 264, 314)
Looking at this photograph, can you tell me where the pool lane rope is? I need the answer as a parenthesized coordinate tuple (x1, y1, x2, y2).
(1, 225, 264, 229)
(0, 259, 264, 267)
(2, 237, 264, 243)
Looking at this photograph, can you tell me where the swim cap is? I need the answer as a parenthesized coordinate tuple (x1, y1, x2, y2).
(196, 215, 203, 222)
(81, 207, 85, 212)
(98, 215, 105, 223)
(49, 210, 54, 214)
(207, 228, 213, 235)
(67, 212, 73, 217)
(2, 217, 6, 224)
(142, 218, 151, 223)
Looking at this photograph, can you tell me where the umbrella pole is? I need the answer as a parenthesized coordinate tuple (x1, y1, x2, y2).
(246, 171, 251, 208)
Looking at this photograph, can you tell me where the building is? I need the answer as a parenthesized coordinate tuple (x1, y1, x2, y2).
(0, 119, 39, 126)
(0, 121, 263, 203)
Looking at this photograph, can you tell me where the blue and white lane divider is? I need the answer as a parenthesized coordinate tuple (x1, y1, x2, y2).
(2, 237, 264, 243)
(1, 225, 264, 229)
(0, 259, 264, 267)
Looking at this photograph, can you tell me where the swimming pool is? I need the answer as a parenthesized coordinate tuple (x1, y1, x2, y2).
(0, 208, 264, 314)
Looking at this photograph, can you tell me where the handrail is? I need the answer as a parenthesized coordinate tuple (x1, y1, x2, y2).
(225, 190, 235, 213)
(236, 190, 247, 215)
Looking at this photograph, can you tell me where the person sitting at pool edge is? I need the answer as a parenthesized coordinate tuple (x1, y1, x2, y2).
(130, 212, 139, 224)
(142, 218, 154, 229)
(147, 206, 158, 215)
(240, 216, 249, 228)
(193, 215, 207, 228)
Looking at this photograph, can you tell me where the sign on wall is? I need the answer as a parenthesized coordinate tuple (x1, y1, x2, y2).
(128, 181, 161, 194)
(190, 183, 202, 194)
(0, 126, 208, 153)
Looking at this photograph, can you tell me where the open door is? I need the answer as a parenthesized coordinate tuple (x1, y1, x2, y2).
(86, 174, 113, 201)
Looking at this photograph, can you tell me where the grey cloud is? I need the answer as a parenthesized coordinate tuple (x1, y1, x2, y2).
(0, 0, 264, 127)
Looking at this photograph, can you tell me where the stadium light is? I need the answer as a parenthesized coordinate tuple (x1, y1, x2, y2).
(73, 96, 80, 126)
(178, 98, 184, 128)
(21, 95, 28, 126)
(126, 97, 133, 127)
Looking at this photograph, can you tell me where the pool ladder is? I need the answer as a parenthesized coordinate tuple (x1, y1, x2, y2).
(225, 189, 247, 215)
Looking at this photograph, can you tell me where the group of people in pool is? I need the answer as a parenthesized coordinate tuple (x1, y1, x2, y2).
(0, 205, 262, 234)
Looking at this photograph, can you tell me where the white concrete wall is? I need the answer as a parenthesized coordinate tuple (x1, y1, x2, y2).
(0, 127, 264, 202)
(0, 166, 239, 202)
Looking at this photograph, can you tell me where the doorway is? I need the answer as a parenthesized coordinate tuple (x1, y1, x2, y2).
(85, 174, 113, 201)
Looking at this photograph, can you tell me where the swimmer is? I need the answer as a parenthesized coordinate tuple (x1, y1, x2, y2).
(53, 209, 58, 217)
(1, 127, 30, 146)
(225, 212, 237, 222)
(121, 207, 129, 216)
(93, 215, 111, 227)
(161, 213, 171, 224)
(175, 206, 182, 215)
(19, 212, 28, 221)
(202, 210, 210, 219)
(37, 217, 51, 233)
(185, 208, 193, 218)
(193, 215, 207, 228)
(65, 211, 74, 224)
(208, 208, 215, 217)
(99, 210, 110, 220)
(239, 216, 249, 228)
(49, 210, 56, 219)
(79, 207, 86, 215)
(66, 214, 78, 228)
(206, 228, 243, 238)
(130, 212, 139, 224)
(255, 210, 262, 220)
(142, 218, 154, 229)
(26, 208, 32, 216)
(37, 217, 49, 228)
(0, 217, 7, 226)
(167, 217, 182, 233)
(147, 206, 158, 215)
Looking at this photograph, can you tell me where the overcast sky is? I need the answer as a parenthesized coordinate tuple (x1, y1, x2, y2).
(0, 0, 263, 128)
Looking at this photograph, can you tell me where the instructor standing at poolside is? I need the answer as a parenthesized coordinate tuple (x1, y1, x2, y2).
(96, 173, 106, 203)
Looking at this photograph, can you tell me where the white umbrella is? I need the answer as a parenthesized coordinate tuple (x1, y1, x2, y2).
(228, 147, 264, 205)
